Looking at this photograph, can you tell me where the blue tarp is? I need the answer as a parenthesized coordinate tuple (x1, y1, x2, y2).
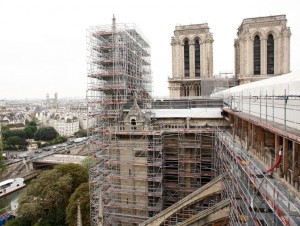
(0, 214, 13, 226)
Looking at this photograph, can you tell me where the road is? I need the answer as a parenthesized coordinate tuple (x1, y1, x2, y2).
(4, 139, 89, 165)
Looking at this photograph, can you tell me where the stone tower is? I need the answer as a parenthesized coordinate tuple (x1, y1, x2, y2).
(235, 15, 291, 84)
(168, 23, 214, 97)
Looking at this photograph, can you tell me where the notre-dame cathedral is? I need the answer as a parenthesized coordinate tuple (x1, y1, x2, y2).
(168, 15, 291, 97)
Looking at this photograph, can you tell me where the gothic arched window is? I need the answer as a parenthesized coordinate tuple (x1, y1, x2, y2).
(267, 34, 274, 74)
(195, 84, 201, 96)
(184, 85, 189, 96)
(195, 40, 200, 77)
(130, 118, 136, 130)
(253, 35, 261, 75)
(184, 40, 190, 77)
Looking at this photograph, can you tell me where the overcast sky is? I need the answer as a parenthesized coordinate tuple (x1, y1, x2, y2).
(0, 0, 299, 99)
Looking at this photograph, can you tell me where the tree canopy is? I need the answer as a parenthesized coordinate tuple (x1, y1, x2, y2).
(66, 183, 90, 226)
(1, 125, 9, 132)
(6, 136, 21, 146)
(1, 125, 36, 150)
(52, 136, 67, 144)
(15, 163, 88, 225)
(34, 127, 58, 141)
(27, 121, 37, 127)
(54, 163, 88, 191)
(18, 170, 73, 224)
(4, 135, 27, 150)
(5, 216, 31, 226)
(0, 153, 7, 174)
(2, 129, 26, 140)
(24, 125, 37, 139)
(74, 129, 87, 138)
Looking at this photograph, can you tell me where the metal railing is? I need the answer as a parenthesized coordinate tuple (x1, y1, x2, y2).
(216, 131, 300, 225)
(225, 92, 300, 131)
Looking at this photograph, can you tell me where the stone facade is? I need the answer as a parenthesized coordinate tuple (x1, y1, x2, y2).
(235, 15, 291, 84)
(169, 24, 214, 97)
(48, 112, 80, 137)
(168, 15, 291, 95)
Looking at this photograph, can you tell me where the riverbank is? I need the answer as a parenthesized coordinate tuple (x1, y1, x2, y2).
(20, 170, 40, 182)
(0, 171, 40, 215)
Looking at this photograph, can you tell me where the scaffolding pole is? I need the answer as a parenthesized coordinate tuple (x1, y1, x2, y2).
(215, 129, 300, 226)
(87, 17, 158, 226)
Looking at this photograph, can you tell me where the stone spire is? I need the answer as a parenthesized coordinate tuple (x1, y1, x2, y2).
(112, 14, 116, 32)
(77, 199, 82, 226)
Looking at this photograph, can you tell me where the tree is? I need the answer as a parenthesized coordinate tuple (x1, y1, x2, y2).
(3, 129, 26, 140)
(34, 127, 58, 141)
(51, 136, 67, 144)
(17, 170, 73, 225)
(16, 164, 88, 225)
(35, 208, 67, 226)
(54, 163, 88, 191)
(5, 136, 27, 149)
(6, 136, 21, 146)
(0, 152, 7, 174)
(25, 117, 39, 127)
(5, 216, 31, 226)
(28, 121, 37, 127)
(66, 183, 90, 226)
(74, 129, 87, 138)
(1, 125, 9, 132)
(24, 125, 37, 139)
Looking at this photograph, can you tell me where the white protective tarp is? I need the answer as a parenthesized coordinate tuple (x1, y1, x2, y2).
(151, 108, 222, 118)
(211, 72, 300, 130)
(211, 72, 300, 98)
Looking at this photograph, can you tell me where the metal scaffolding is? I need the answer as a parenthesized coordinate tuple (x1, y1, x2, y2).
(86, 16, 300, 226)
(161, 129, 218, 225)
(215, 129, 300, 226)
(87, 16, 155, 226)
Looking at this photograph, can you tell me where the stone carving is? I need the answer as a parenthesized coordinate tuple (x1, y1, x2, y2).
(248, 21, 284, 29)
(124, 96, 149, 131)
(239, 28, 251, 41)
(175, 29, 209, 36)
(281, 27, 291, 37)
(204, 33, 214, 43)
(171, 36, 180, 46)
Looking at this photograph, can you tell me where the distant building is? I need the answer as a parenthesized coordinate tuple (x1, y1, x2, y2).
(168, 23, 236, 97)
(45, 92, 58, 110)
(48, 113, 79, 137)
(78, 113, 88, 130)
(0, 100, 6, 107)
(34, 109, 50, 126)
(234, 15, 291, 84)
(0, 112, 26, 126)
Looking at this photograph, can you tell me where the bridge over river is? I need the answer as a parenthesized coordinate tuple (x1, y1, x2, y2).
(1, 143, 88, 181)
(32, 154, 86, 165)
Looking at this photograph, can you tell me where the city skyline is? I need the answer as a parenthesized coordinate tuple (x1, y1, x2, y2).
(1, 0, 299, 99)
